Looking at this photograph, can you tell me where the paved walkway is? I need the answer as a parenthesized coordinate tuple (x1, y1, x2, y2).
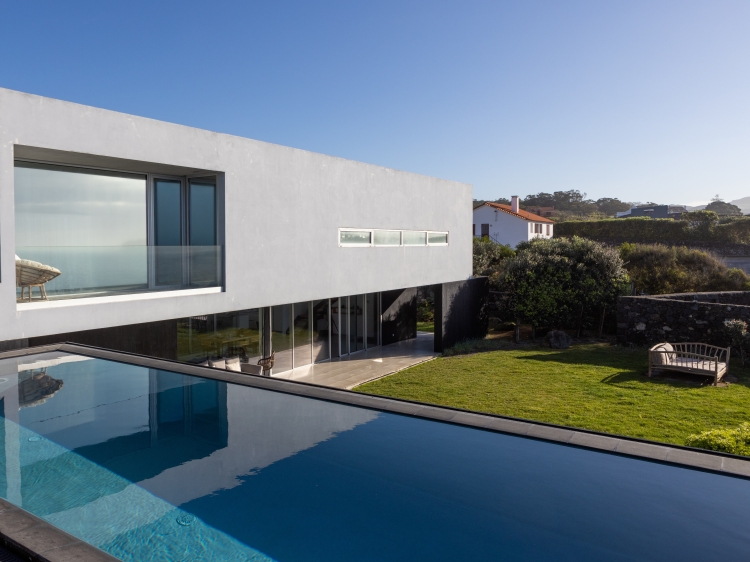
(273, 332, 437, 389)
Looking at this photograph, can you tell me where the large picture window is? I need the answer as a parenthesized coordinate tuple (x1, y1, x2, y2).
(14, 161, 222, 301)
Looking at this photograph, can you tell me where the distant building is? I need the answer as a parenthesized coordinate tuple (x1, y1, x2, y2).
(473, 196, 554, 248)
(524, 205, 556, 218)
(616, 205, 686, 220)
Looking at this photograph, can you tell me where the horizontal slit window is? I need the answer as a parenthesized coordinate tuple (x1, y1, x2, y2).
(427, 232, 448, 245)
(339, 230, 372, 246)
(373, 230, 401, 246)
(402, 231, 427, 246)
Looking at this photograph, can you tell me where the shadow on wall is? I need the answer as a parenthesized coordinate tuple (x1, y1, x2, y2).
(381, 288, 418, 346)
(435, 278, 489, 352)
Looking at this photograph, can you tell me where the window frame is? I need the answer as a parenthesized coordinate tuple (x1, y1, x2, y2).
(14, 157, 224, 295)
(338, 228, 448, 247)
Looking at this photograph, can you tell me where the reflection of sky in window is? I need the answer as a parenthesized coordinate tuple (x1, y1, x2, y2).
(15, 164, 147, 247)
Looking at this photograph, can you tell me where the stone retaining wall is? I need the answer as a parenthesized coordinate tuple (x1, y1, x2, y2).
(617, 291, 750, 346)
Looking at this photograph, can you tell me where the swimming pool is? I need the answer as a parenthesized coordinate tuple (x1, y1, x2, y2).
(0, 348, 749, 561)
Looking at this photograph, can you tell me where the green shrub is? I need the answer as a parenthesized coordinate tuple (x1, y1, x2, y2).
(501, 237, 629, 331)
(620, 243, 750, 294)
(685, 423, 750, 456)
(473, 238, 515, 289)
(723, 319, 750, 365)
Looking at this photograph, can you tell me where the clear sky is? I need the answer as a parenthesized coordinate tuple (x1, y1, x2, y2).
(1, 0, 748, 205)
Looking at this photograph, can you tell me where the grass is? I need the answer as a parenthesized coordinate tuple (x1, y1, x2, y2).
(417, 321, 434, 333)
(355, 341, 750, 448)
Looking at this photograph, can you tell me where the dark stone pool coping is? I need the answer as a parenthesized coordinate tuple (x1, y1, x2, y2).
(1, 341, 750, 560)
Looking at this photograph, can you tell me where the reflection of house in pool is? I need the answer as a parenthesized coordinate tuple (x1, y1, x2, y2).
(18, 370, 63, 408)
(1, 353, 378, 510)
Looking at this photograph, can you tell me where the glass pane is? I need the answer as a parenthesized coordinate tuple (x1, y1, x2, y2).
(428, 232, 448, 245)
(313, 299, 330, 362)
(189, 180, 219, 287)
(338, 297, 349, 355)
(271, 305, 293, 373)
(339, 231, 371, 245)
(403, 231, 427, 245)
(176, 309, 262, 365)
(373, 230, 401, 246)
(366, 293, 379, 348)
(189, 180, 216, 245)
(330, 298, 341, 357)
(350, 295, 365, 352)
(14, 162, 148, 297)
(293, 302, 312, 368)
(155, 179, 183, 285)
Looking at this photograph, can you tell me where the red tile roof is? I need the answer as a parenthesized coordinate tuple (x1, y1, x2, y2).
(475, 202, 554, 223)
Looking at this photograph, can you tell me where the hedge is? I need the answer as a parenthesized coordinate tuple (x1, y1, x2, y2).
(555, 217, 750, 244)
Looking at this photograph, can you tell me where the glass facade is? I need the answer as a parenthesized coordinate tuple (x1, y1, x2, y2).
(177, 296, 381, 373)
(177, 309, 262, 364)
(14, 161, 222, 300)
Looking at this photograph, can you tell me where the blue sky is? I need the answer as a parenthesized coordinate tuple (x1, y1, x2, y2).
(1, 0, 748, 205)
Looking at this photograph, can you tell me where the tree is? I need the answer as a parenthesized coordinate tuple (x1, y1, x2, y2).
(705, 199, 742, 216)
(595, 197, 631, 216)
(523, 190, 598, 215)
(501, 237, 629, 334)
(473, 238, 515, 289)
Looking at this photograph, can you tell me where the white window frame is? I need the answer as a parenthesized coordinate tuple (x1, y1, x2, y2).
(338, 228, 373, 247)
(426, 231, 449, 246)
(372, 229, 403, 247)
(338, 228, 449, 247)
(402, 230, 428, 246)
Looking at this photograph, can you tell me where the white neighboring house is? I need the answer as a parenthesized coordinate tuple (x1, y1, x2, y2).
(472, 196, 554, 248)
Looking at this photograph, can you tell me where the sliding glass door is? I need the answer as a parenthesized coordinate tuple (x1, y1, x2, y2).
(366, 293, 380, 348)
(313, 300, 330, 362)
(153, 179, 183, 286)
(293, 301, 312, 368)
(271, 305, 293, 373)
(188, 178, 219, 286)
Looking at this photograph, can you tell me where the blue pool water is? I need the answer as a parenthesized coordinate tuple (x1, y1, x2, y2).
(0, 352, 749, 561)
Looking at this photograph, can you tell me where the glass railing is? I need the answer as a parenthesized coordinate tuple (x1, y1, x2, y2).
(15, 246, 223, 301)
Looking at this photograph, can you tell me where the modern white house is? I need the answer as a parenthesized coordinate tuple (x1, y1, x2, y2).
(473, 196, 553, 248)
(0, 87, 477, 372)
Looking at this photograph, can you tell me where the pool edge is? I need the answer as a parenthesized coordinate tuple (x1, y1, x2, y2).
(0, 497, 119, 562)
(36, 342, 750, 480)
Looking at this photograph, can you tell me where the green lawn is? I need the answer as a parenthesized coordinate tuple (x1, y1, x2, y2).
(417, 321, 434, 333)
(355, 342, 750, 447)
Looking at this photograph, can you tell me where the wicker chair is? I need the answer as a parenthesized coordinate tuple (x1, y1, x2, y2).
(15, 257, 61, 301)
(257, 351, 275, 376)
(649, 342, 730, 385)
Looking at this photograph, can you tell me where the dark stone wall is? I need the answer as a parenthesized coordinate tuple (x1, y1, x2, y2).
(434, 277, 489, 352)
(381, 288, 417, 346)
(27, 319, 179, 359)
(617, 292, 750, 347)
(655, 291, 750, 306)
(0, 339, 29, 353)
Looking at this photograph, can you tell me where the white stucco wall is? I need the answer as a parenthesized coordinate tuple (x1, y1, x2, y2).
(0, 88, 472, 341)
(472, 206, 553, 248)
